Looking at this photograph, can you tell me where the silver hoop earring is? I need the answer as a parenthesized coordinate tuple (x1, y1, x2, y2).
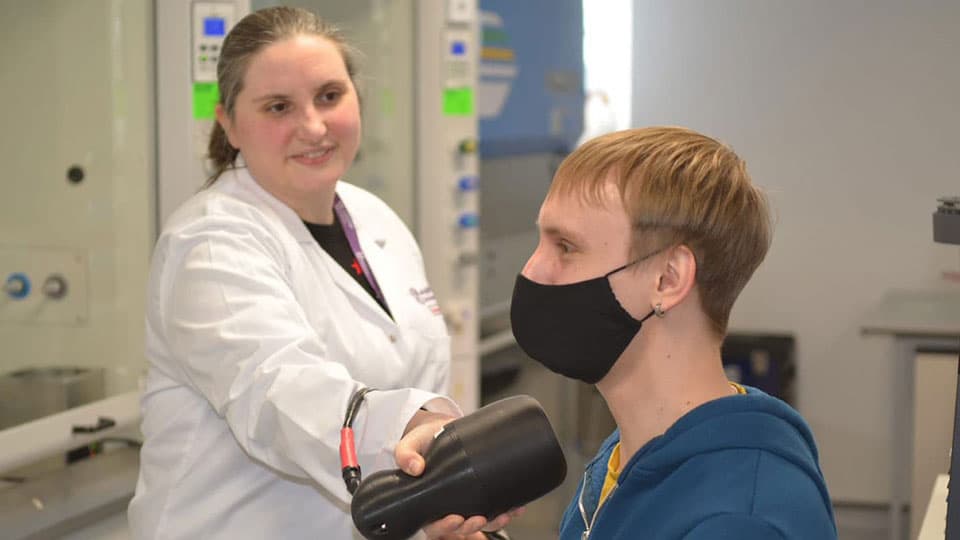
(654, 303, 666, 318)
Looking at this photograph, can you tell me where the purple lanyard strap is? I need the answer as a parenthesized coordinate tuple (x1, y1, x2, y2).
(333, 195, 389, 310)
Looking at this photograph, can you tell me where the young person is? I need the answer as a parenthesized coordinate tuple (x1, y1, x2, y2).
(130, 7, 511, 539)
(509, 127, 837, 539)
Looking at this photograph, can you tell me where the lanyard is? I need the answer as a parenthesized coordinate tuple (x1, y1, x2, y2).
(332, 195, 388, 309)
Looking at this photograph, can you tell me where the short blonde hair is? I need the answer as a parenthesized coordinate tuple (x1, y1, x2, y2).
(549, 127, 772, 336)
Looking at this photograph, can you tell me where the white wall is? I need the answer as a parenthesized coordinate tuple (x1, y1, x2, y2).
(583, 0, 633, 133)
(631, 1, 960, 503)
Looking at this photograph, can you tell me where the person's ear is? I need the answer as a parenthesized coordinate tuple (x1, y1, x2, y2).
(215, 104, 239, 149)
(654, 245, 697, 313)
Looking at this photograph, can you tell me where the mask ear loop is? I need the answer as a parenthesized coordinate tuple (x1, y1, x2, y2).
(605, 246, 670, 323)
(603, 260, 637, 278)
(604, 245, 671, 278)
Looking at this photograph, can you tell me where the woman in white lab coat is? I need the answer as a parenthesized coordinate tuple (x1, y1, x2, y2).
(128, 7, 513, 539)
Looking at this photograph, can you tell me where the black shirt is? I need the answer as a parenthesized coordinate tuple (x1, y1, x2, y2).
(303, 215, 392, 318)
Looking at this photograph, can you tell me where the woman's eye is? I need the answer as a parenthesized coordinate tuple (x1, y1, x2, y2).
(557, 241, 572, 254)
(267, 102, 288, 114)
(319, 91, 341, 104)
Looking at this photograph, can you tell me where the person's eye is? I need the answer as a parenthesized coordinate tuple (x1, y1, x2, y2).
(318, 90, 342, 104)
(557, 241, 573, 254)
(266, 102, 288, 114)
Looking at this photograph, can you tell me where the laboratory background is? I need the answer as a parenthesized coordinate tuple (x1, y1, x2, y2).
(1, 1, 959, 539)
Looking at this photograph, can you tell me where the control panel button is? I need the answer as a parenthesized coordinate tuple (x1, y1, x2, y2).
(458, 139, 478, 155)
(457, 213, 479, 229)
(4, 273, 31, 300)
(457, 176, 479, 192)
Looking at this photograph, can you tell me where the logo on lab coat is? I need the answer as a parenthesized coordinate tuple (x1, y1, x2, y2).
(410, 286, 442, 316)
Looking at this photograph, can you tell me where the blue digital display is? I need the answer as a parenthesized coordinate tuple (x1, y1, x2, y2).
(451, 41, 467, 56)
(204, 17, 226, 37)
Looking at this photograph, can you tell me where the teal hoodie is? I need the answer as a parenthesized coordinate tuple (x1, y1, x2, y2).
(559, 387, 837, 539)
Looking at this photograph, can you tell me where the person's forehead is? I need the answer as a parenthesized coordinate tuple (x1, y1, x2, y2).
(243, 35, 347, 89)
(538, 185, 629, 241)
(542, 178, 622, 216)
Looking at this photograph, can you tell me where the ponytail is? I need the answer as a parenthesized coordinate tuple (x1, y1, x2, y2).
(205, 121, 239, 186)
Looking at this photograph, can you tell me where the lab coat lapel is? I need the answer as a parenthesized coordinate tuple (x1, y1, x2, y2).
(354, 223, 398, 321)
(320, 246, 394, 327)
(234, 168, 396, 326)
(324, 194, 396, 328)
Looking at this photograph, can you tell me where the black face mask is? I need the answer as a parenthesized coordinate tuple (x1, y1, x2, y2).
(510, 260, 656, 384)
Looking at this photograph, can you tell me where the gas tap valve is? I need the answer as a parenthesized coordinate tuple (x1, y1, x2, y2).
(3, 273, 31, 300)
(42, 274, 68, 300)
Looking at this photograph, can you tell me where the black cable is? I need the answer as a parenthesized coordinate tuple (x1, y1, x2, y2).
(341, 387, 376, 494)
(344, 387, 376, 428)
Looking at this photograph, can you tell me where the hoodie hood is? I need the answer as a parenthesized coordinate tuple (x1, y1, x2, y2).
(564, 387, 837, 540)
(631, 388, 821, 479)
(586, 387, 832, 519)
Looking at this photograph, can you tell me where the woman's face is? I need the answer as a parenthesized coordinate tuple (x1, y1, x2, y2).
(216, 34, 361, 216)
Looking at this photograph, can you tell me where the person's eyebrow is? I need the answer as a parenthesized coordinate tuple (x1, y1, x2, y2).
(250, 80, 349, 104)
(537, 220, 586, 246)
(251, 93, 289, 104)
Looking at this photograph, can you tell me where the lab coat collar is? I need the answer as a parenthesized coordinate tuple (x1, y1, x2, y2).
(225, 166, 317, 244)
(227, 166, 396, 327)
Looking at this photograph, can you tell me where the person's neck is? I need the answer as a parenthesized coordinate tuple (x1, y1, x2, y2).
(247, 163, 340, 225)
(291, 187, 337, 225)
(596, 313, 734, 465)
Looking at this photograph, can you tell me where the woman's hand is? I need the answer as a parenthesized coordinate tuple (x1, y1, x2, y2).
(397, 408, 454, 476)
(395, 410, 524, 539)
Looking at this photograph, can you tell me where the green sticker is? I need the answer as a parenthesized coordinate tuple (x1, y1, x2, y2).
(193, 83, 219, 119)
(443, 87, 475, 116)
(380, 88, 396, 116)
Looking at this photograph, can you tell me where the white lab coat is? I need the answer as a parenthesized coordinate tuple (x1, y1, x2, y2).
(128, 167, 459, 539)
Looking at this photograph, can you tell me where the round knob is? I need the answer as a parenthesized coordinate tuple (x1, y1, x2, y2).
(4, 273, 31, 300)
(457, 213, 479, 229)
(458, 139, 477, 155)
(42, 275, 68, 300)
(67, 165, 85, 184)
(457, 176, 479, 192)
